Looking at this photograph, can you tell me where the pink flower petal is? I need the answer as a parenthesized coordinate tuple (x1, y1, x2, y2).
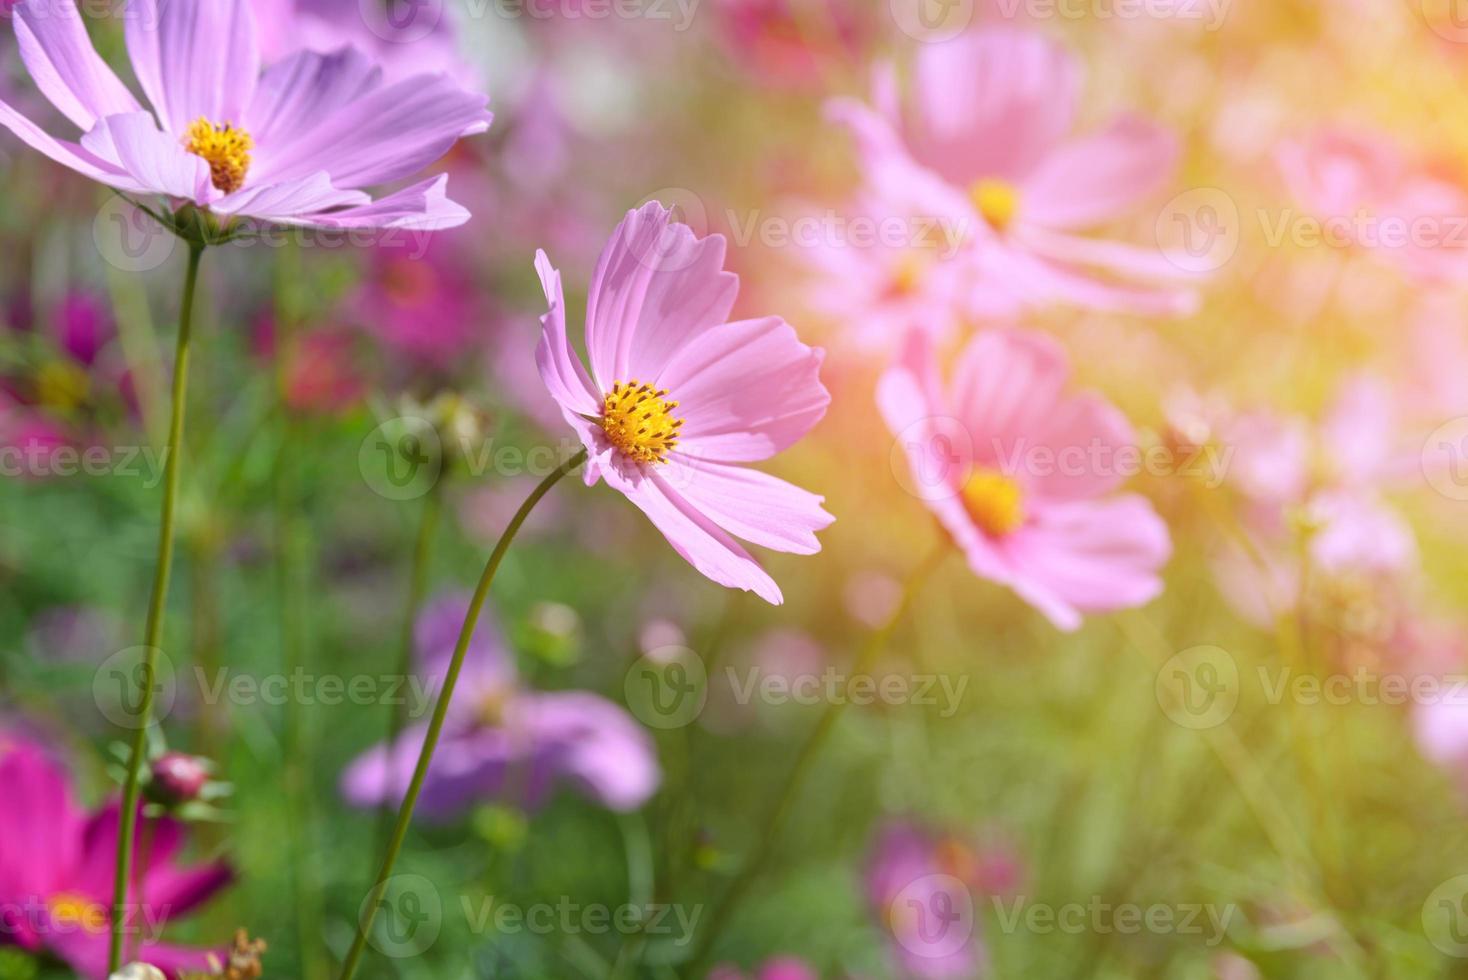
(1021, 116, 1179, 229)
(81, 111, 212, 201)
(271, 174, 470, 230)
(905, 27, 1079, 185)
(584, 202, 737, 389)
(658, 316, 829, 463)
(243, 46, 383, 150)
(210, 170, 370, 218)
(671, 457, 834, 555)
(126, 0, 260, 135)
(1002, 495, 1171, 631)
(533, 248, 601, 417)
(13, 0, 140, 130)
(0, 100, 139, 190)
(613, 467, 783, 605)
(249, 72, 490, 190)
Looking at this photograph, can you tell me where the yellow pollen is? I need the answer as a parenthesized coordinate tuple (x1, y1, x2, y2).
(48, 893, 108, 933)
(184, 117, 253, 193)
(600, 380, 684, 465)
(961, 468, 1026, 536)
(970, 179, 1020, 231)
(35, 359, 89, 413)
(887, 252, 927, 297)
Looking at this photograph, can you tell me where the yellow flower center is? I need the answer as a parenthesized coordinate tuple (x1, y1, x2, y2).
(184, 118, 253, 193)
(35, 359, 89, 413)
(886, 252, 927, 297)
(961, 468, 1026, 536)
(600, 380, 684, 465)
(970, 178, 1020, 231)
(48, 893, 108, 933)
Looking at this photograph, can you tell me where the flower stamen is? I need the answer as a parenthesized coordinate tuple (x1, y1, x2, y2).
(961, 468, 1025, 536)
(970, 178, 1020, 231)
(600, 380, 684, 465)
(184, 118, 253, 194)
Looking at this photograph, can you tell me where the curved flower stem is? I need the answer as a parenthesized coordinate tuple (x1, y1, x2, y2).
(109, 242, 205, 974)
(375, 481, 444, 862)
(685, 540, 950, 975)
(337, 448, 589, 980)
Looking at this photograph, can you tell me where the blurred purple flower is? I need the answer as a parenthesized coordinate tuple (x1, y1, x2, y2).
(0, 0, 490, 230)
(0, 733, 233, 979)
(340, 593, 661, 816)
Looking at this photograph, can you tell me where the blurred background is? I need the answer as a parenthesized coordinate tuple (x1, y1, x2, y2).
(5, 0, 1468, 977)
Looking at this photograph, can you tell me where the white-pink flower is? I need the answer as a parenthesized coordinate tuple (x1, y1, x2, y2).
(879, 327, 1171, 630)
(829, 27, 1198, 320)
(535, 203, 835, 605)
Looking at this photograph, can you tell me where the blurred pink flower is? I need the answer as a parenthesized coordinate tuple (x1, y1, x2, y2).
(535, 202, 834, 605)
(879, 327, 1171, 631)
(253, 0, 482, 88)
(349, 235, 483, 368)
(830, 27, 1198, 320)
(1278, 126, 1468, 284)
(0, 0, 490, 230)
(708, 956, 821, 980)
(1212, 377, 1421, 627)
(0, 733, 233, 979)
(711, 0, 870, 90)
(341, 593, 660, 816)
(866, 821, 998, 979)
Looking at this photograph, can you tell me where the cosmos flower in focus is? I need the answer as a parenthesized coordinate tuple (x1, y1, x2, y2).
(0, 734, 233, 979)
(830, 27, 1198, 321)
(0, 0, 491, 233)
(341, 593, 660, 816)
(880, 328, 1171, 631)
(535, 202, 834, 605)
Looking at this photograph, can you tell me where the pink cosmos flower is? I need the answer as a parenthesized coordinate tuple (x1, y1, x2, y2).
(1278, 126, 1468, 284)
(0, 0, 490, 231)
(1210, 377, 1420, 628)
(341, 593, 660, 816)
(865, 821, 996, 979)
(879, 328, 1171, 631)
(535, 202, 835, 605)
(0, 733, 233, 979)
(829, 27, 1198, 320)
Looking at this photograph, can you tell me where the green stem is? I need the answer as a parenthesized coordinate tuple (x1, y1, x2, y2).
(684, 541, 948, 974)
(337, 448, 588, 980)
(376, 482, 444, 861)
(109, 243, 204, 974)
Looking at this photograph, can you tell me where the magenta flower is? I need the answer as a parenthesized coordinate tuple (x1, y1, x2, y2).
(879, 328, 1171, 631)
(0, 0, 490, 231)
(865, 821, 989, 980)
(535, 202, 834, 604)
(0, 734, 232, 979)
(830, 27, 1197, 318)
(341, 593, 660, 816)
